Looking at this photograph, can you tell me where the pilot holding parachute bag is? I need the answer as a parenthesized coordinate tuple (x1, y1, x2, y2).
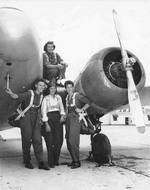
(8, 90, 34, 128)
(5, 78, 50, 170)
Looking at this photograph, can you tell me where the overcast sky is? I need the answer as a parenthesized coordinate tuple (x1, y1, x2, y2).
(1, 0, 150, 85)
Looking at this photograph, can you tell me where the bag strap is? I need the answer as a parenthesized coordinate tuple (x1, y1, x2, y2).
(23, 90, 34, 112)
(66, 92, 88, 126)
(66, 92, 77, 107)
(44, 52, 57, 64)
(32, 94, 43, 107)
(15, 90, 34, 120)
(72, 93, 76, 107)
(44, 52, 49, 61)
(53, 52, 57, 64)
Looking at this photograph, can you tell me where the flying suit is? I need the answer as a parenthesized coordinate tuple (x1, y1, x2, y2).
(66, 92, 91, 162)
(18, 91, 43, 164)
(43, 52, 66, 81)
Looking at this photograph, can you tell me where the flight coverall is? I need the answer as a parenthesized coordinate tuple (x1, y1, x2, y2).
(43, 52, 66, 81)
(66, 93, 91, 162)
(18, 91, 43, 164)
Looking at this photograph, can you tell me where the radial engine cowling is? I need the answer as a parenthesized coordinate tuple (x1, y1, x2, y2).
(74, 47, 146, 116)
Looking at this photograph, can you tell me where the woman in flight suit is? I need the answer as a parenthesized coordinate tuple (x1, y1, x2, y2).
(64, 80, 92, 169)
(43, 41, 68, 84)
(6, 78, 50, 170)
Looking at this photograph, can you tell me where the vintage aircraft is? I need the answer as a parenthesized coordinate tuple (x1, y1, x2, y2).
(0, 7, 149, 162)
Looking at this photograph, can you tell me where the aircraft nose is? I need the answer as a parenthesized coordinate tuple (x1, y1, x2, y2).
(0, 7, 40, 60)
(0, 8, 28, 38)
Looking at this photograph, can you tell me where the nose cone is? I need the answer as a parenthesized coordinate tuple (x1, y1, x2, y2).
(0, 7, 42, 92)
(0, 8, 29, 38)
(0, 7, 41, 60)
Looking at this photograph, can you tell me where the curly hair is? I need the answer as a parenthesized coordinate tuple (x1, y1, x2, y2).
(64, 80, 74, 88)
(43, 41, 56, 51)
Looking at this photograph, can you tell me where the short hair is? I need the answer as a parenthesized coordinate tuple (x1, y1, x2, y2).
(32, 78, 45, 90)
(43, 41, 56, 51)
(64, 80, 74, 88)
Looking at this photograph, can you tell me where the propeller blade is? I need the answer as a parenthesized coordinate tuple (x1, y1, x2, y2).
(112, 9, 145, 133)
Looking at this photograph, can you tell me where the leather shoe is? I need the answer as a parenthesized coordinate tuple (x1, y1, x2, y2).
(68, 161, 75, 167)
(49, 164, 55, 168)
(39, 162, 50, 170)
(55, 162, 60, 166)
(25, 162, 34, 169)
(71, 161, 81, 169)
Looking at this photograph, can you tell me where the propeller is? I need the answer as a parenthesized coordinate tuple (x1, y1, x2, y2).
(112, 9, 145, 133)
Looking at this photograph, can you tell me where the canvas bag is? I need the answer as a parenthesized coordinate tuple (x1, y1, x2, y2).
(8, 90, 35, 127)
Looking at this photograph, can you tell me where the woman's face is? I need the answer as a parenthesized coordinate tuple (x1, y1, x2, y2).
(49, 86, 57, 95)
(35, 81, 46, 94)
(66, 84, 74, 94)
(47, 44, 54, 53)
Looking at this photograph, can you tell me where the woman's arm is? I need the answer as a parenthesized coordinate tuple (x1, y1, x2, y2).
(43, 52, 64, 69)
(58, 95, 67, 123)
(76, 104, 90, 113)
(41, 97, 48, 122)
(5, 88, 18, 99)
(75, 93, 91, 113)
(45, 121, 51, 132)
(58, 95, 66, 115)
(41, 97, 51, 132)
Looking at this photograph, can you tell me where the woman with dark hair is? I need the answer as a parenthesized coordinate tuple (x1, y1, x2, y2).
(41, 81, 66, 168)
(43, 41, 68, 85)
(64, 80, 92, 169)
(5, 78, 50, 170)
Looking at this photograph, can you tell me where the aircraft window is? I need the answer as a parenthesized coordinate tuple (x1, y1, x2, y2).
(113, 115, 118, 121)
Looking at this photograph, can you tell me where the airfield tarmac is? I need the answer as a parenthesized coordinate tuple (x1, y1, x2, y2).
(0, 125, 150, 190)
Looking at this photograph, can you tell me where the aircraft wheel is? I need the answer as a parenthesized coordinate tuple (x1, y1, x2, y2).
(91, 133, 112, 164)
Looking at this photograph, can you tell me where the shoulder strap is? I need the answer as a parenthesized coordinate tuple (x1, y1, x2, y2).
(53, 52, 57, 64)
(23, 90, 34, 111)
(66, 92, 77, 107)
(39, 94, 43, 105)
(44, 52, 49, 61)
(72, 92, 77, 106)
(54, 52, 57, 61)
(15, 90, 34, 120)
(32, 93, 43, 107)
(66, 94, 69, 107)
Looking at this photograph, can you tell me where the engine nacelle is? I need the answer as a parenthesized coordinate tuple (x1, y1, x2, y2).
(74, 47, 146, 116)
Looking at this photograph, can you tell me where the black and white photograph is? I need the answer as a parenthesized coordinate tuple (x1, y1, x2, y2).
(0, 0, 150, 189)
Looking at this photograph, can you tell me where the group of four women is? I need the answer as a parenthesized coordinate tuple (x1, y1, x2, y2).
(5, 40, 92, 170)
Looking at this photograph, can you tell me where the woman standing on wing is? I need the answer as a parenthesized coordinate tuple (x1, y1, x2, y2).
(64, 80, 92, 169)
(41, 82, 66, 168)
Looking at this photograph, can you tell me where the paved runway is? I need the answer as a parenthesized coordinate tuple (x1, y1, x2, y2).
(0, 125, 150, 190)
